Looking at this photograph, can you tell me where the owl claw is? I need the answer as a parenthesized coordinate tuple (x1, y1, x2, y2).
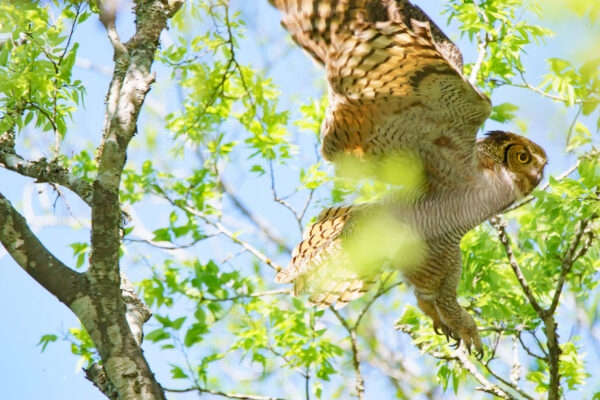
(476, 348, 484, 361)
(450, 338, 461, 349)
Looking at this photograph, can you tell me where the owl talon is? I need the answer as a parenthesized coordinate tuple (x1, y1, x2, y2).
(450, 338, 461, 349)
(476, 348, 484, 361)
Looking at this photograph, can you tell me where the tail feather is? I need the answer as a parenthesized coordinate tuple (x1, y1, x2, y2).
(275, 205, 361, 284)
(309, 275, 379, 310)
(276, 203, 383, 309)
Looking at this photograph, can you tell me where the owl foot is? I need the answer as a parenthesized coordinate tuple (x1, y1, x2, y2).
(433, 323, 462, 350)
(433, 322, 459, 343)
(435, 307, 483, 359)
(417, 295, 483, 357)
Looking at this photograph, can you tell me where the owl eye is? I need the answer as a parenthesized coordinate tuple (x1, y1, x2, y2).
(517, 152, 530, 164)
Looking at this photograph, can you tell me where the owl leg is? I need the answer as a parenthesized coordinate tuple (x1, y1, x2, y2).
(434, 286, 483, 358)
(415, 294, 458, 342)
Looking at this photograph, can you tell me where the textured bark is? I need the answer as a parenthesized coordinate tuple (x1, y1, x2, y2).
(0, 192, 85, 305)
(79, 1, 184, 399)
(0, 1, 183, 399)
(0, 151, 93, 205)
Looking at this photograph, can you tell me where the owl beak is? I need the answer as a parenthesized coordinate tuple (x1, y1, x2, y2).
(526, 170, 542, 187)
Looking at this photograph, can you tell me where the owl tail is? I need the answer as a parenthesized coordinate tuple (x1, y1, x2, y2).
(276, 204, 381, 310)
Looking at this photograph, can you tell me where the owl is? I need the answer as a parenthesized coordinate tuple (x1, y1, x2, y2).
(269, 0, 547, 356)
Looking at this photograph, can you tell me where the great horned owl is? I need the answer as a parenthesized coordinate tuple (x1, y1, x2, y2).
(270, 0, 547, 356)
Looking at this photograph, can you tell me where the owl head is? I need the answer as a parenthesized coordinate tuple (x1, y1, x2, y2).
(478, 131, 548, 196)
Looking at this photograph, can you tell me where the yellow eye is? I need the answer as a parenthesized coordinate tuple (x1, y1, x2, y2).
(517, 152, 530, 164)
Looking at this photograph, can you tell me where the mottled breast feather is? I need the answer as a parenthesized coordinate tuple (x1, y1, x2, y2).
(269, 0, 492, 188)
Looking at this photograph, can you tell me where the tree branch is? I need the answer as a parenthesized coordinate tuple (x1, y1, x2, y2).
(163, 386, 285, 400)
(452, 349, 515, 400)
(71, 1, 185, 399)
(0, 151, 93, 205)
(0, 191, 84, 306)
(331, 308, 365, 400)
(397, 323, 516, 400)
(546, 214, 596, 400)
(354, 276, 402, 329)
(506, 160, 582, 212)
(469, 31, 487, 85)
(220, 180, 292, 253)
(200, 288, 289, 303)
(166, 196, 284, 272)
(548, 218, 595, 315)
(491, 217, 544, 316)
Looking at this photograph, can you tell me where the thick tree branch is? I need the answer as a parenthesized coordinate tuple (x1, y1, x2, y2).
(0, 191, 84, 305)
(0, 150, 93, 205)
(67, 1, 185, 400)
(85, 364, 118, 400)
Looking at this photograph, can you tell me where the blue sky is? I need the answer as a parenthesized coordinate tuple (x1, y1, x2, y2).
(0, 1, 599, 399)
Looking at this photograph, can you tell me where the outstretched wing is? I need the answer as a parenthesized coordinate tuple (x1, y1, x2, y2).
(275, 205, 381, 309)
(270, 0, 491, 188)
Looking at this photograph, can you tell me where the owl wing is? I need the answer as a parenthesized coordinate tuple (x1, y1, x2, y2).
(275, 205, 381, 309)
(270, 0, 492, 188)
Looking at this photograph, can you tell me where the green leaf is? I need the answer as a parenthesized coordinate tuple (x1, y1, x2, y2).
(579, 58, 600, 82)
(170, 365, 189, 379)
(37, 334, 58, 352)
(490, 103, 519, 123)
(566, 122, 592, 152)
(145, 329, 170, 343)
(0, 43, 9, 66)
(578, 157, 600, 189)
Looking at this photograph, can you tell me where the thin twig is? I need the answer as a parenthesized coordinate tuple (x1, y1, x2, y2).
(331, 309, 365, 400)
(528, 329, 549, 358)
(123, 235, 215, 250)
(516, 331, 546, 361)
(483, 361, 534, 400)
(354, 276, 402, 329)
(506, 158, 582, 212)
(518, 70, 598, 105)
(453, 349, 515, 400)
(269, 160, 304, 234)
(427, 346, 515, 400)
(163, 386, 284, 400)
(201, 288, 289, 303)
(491, 217, 544, 316)
(220, 180, 292, 253)
(548, 219, 594, 315)
(163, 195, 283, 272)
(565, 105, 583, 148)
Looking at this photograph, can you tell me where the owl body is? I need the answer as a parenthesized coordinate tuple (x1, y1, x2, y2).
(270, 0, 547, 355)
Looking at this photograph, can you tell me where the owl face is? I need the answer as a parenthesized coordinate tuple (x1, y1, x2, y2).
(505, 142, 546, 190)
(478, 131, 547, 196)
